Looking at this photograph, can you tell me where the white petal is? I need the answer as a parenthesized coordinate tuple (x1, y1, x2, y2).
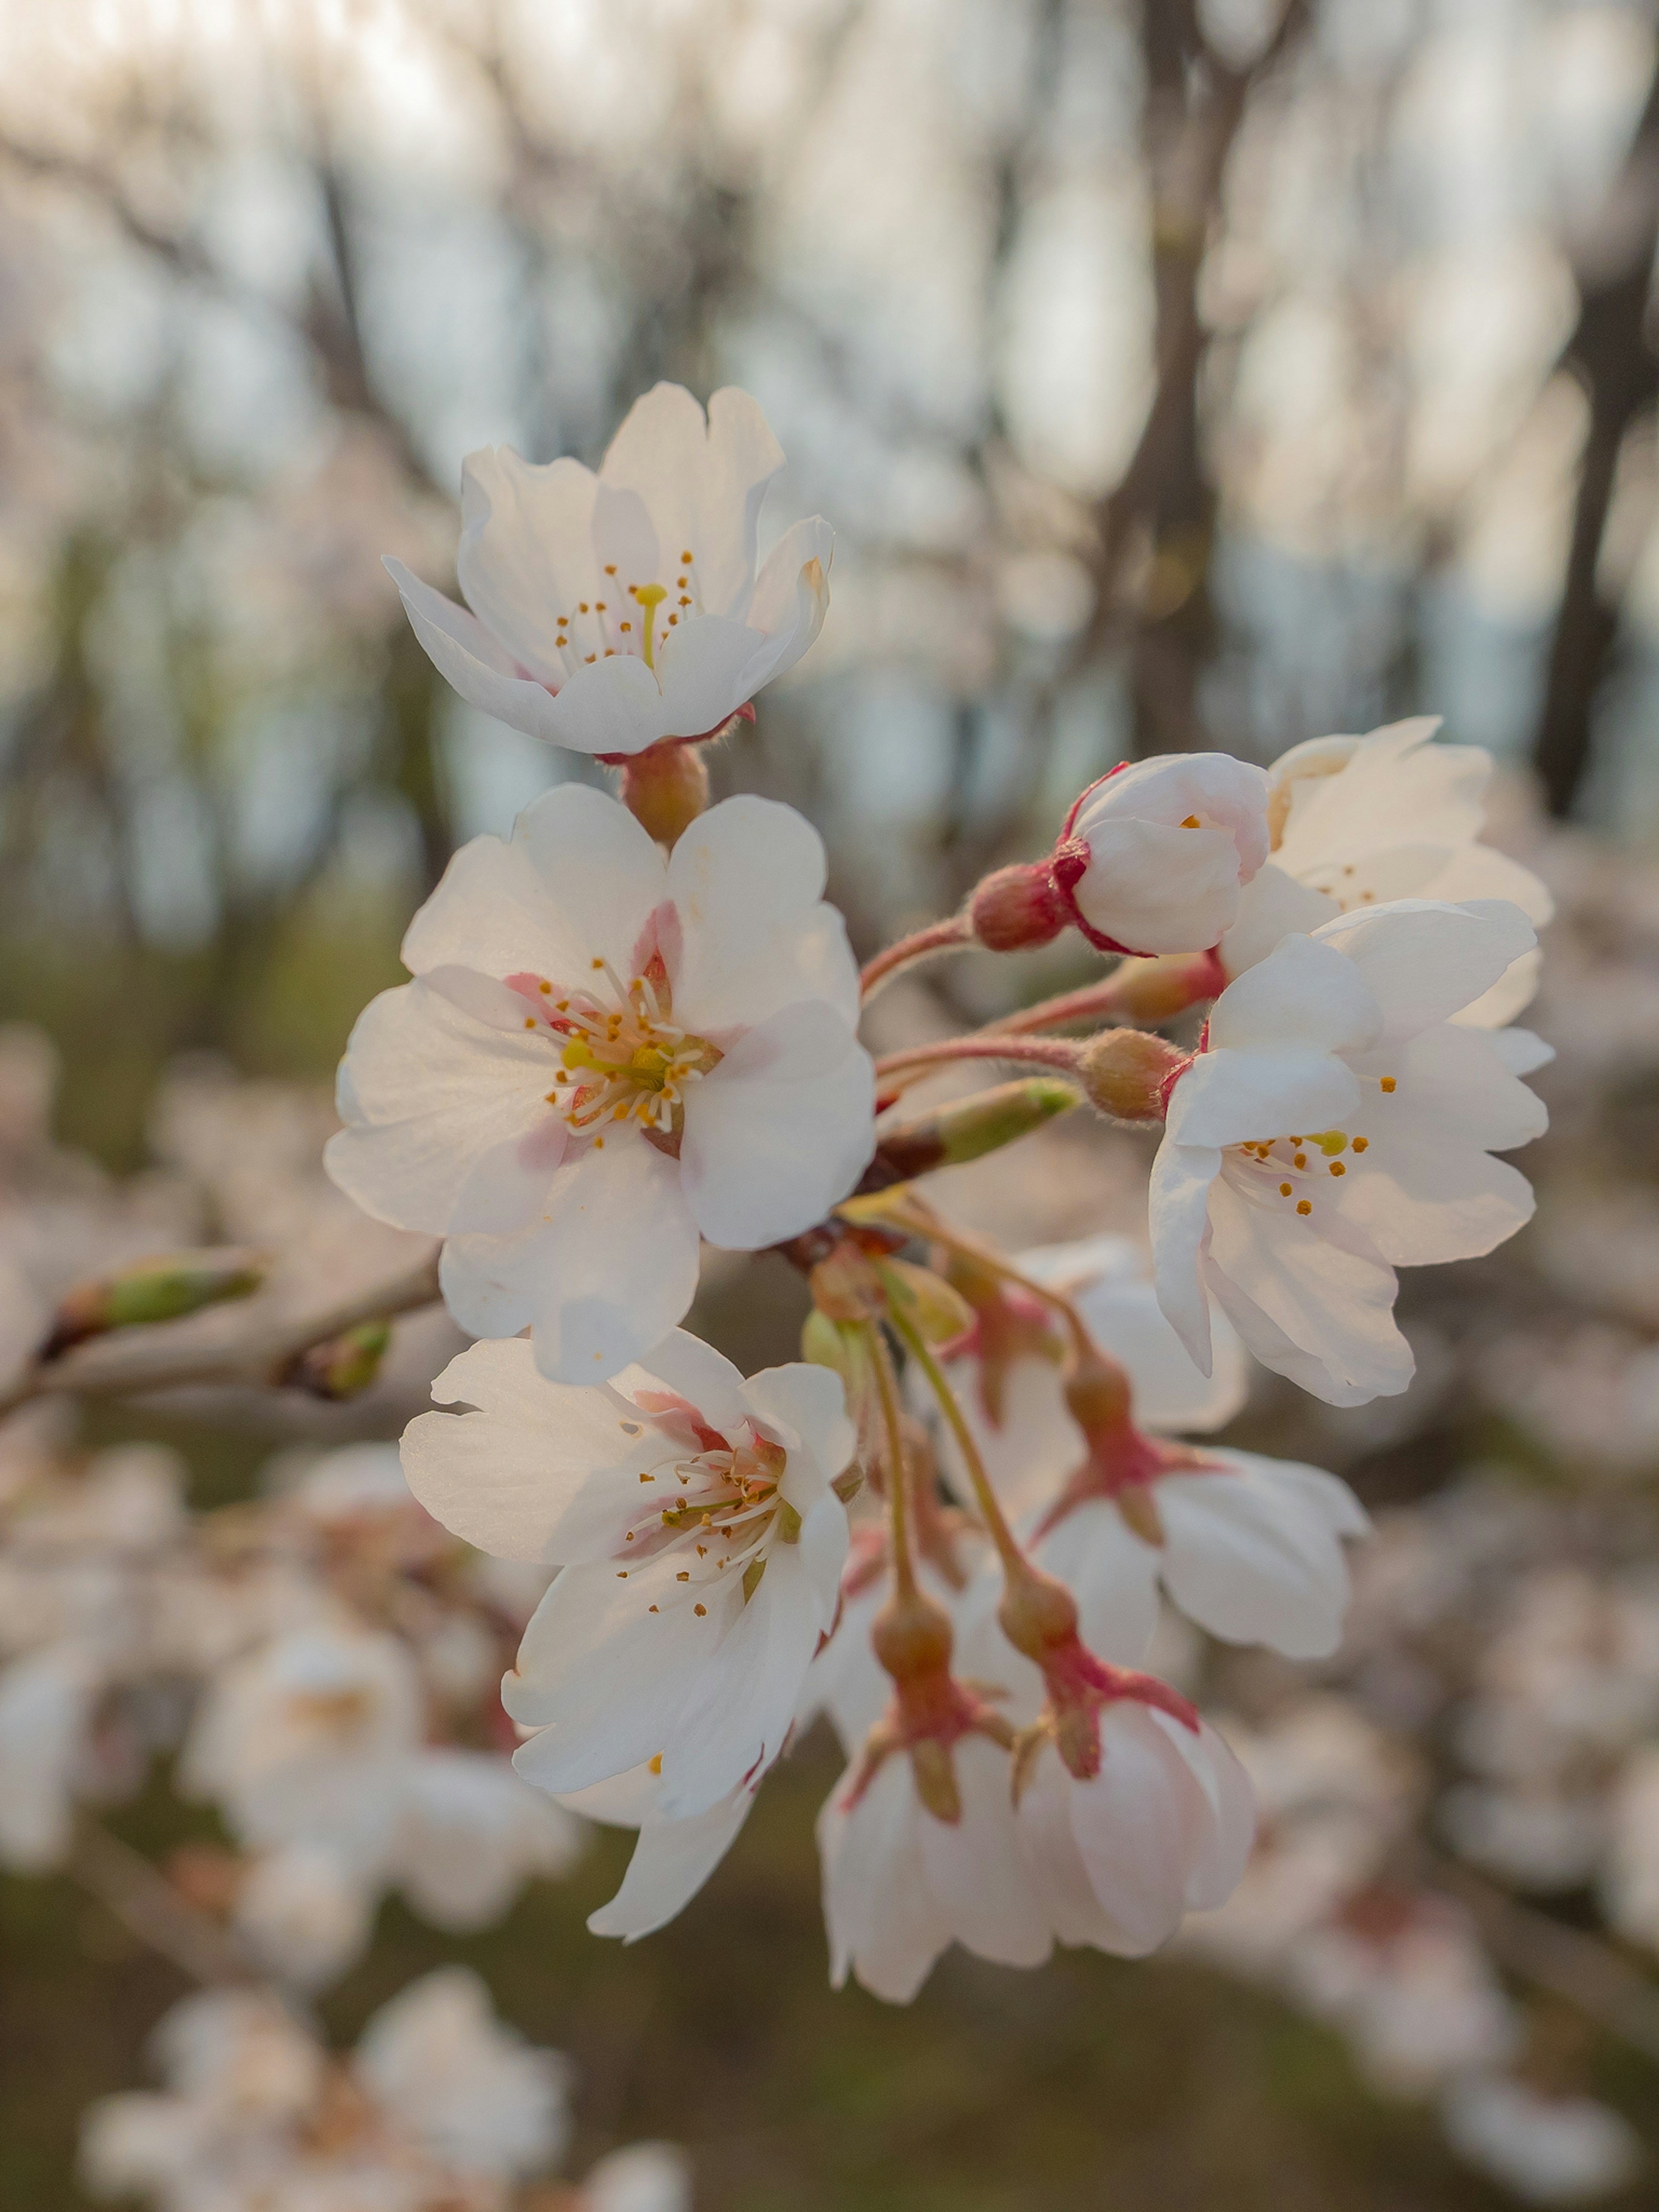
(587, 1786, 755, 1942)
(1207, 931, 1381, 1057)
(1066, 1263, 1249, 1433)
(1312, 898, 1536, 1045)
(1033, 1503, 1160, 1665)
(324, 981, 556, 1235)
(385, 558, 580, 747)
(667, 795, 860, 1033)
(515, 785, 671, 977)
(402, 1339, 670, 1562)
(601, 383, 784, 616)
(740, 515, 835, 686)
(1166, 1046, 1361, 1153)
(1219, 863, 1340, 978)
(653, 613, 769, 735)
(738, 1360, 856, 1487)
(915, 1733, 1050, 1968)
(657, 1547, 829, 1818)
(1148, 1138, 1221, 1376)
(1074, 819, 1251, 953)
(455, 449, 598, 679)
(625, 1328, 749, 1434)
(440, 1136, 702, 1383)
(1485, 1027, 1554, 1077)
(1156, 1456, 1366, 1659)
(817, 1758, 952, 2002)
(680, 1002, 874, 1248)
(1068, 1705, 1213, 1951)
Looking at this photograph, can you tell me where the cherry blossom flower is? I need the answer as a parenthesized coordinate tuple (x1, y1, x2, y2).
(385, 383, 832, 757)
(1152, 899, 1547, 1406)
(1222, 718, 1553, 1027)
(1442, 2076, 1643, 2205)
(402, 1330, 854, 1817)
(231, 1840, 378, 1992)
(389, 1747, 586, 1930)
(353, 1967, 572, 2182)
(1015, 1688, 1255, 1956)
(818, 1730, 1051, 2002)
(326, 783, 874, 1383)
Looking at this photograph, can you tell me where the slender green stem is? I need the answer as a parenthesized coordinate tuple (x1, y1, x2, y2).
(864, 1321, 918, 1599)
(891, 1310, 1025, 1576)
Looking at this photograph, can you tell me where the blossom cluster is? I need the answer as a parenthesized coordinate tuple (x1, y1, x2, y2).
(4, 381, 1618, 2201)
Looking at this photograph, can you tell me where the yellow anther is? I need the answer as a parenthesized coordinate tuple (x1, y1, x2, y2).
(1329, 1161, 1345, 1176)
(1296, 1199, 1312, 1216)
(648, 1753, 663, 1773)
(1380, 1076, 1397, 1093)
(1353, 1136, 1369, 1152)
(1181, 814, 1201, 828)
(1280, 1182, 1292, 1196)
(1294, 1152, 1307, 1169)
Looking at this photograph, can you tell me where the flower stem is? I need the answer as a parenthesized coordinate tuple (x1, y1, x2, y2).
(860, 915, 973, 1001)
(891, 1309, 1026, 1577)
(873, 1034, 1079, 1083)
(865, 1322, 918, 1600)
(982, 948, 1225, 1036)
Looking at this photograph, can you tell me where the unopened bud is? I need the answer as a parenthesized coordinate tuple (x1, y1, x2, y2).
(875, 1077, 1080, 1181)
(283, 1319, 393, 1401)
(46, 1249, 265, 1357)
(1077, 1028, 1187, 1122)
(874, 1259, 975, 1347)
(615, 737, 710, 846)
(968, 859, 1068, 953)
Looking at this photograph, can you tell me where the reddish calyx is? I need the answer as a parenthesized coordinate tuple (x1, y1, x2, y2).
(998, 1557, 1199, 1782)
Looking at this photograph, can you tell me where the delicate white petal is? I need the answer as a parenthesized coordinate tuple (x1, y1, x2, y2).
(587, 1787, 755, 1942)
(915, 1734, 1050, 1968)
(600, 383, 784, 617)
(385, 558, 582, 747)
(1166, 1045, 1361, 1154)
(667, 795, 860, 1032)
(1148, 1139, 1221, 1376)
(654, 614, 770, 734)
(1207, 931, 1381, 1057)
(1033, 1502, 1160, 1665)
(1155, 1454, 1367, 1659)
(739, 515, 834, 688)
(739, 1360, 856, 1487)
(624, 1329, 749, 1435)
(1219, 863, 1340, 977)
(1485, 1027, 1554, 1077)
(456, 449, 599, 678)
(1312, 898, 1536, 1044)
(680, 1002, 874, 1248)
(817, 1756, 953, 2002)
(514, 785, 671, 978)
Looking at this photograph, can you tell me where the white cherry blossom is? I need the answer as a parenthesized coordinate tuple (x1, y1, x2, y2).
(1222, 718, 1553, 1026)
(326, 783, 874, 1383)
(402, 1330, 853, 1818)
(385, 383, 832, 757)
(1152, 899, 1547, 1406)
(1442, 2075, 1642, 2205)
(1016, 1697, 1255, 1955)
(818, 1732, 1051, 2002)
(1055, 753, 1271, 954)
(559, 1759, 760, 1943)
(231, 1841, 378, 1992)
(389, 1747, 586, 1930)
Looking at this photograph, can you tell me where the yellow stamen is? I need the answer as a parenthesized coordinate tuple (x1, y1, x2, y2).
(635, 582, 669, 668)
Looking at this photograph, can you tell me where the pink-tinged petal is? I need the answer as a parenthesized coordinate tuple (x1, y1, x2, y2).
(1033, 1503, 1160, 1666)
(510, 784, 669, 981)
(680, 1001, 874, 1249)
(324, 980, 555, 1235)
(401, 1338, 669, 1563)
(668, 795, 859, 1032)
(1208, 931, 1381, 1056)
(1219, 863, 1341, 979)
(652, 613, 769, 737)
(455, 449, 599, 679)
(619, 1328, 749, 1435)
(1148, 1138, 1222, 1376)
(818, 1757, 952, 2002)
(657, 1548, 827, 1818)
(916, 1734, 1051, 1969)
(385, 557, 581, 746)
(737, 515, 835, 688)
(1312, 898, 1536, 1045)
(586, 1786, 756, 1942)
(1166, 1046, 1361, 1154)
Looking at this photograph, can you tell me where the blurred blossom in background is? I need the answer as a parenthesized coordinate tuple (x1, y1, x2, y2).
(6, 0, 1659, 2207)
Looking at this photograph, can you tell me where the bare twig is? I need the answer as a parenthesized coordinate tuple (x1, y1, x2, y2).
(70, 1818, 251, 1987)
(1, 1249, 442, 1417)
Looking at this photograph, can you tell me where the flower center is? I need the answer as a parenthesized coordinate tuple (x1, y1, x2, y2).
(512, 955, 720, 1138)
(1226, 1077, 1396, 1220)
(551, 550, 702, 674)
(610, 1425, 797, 1618)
